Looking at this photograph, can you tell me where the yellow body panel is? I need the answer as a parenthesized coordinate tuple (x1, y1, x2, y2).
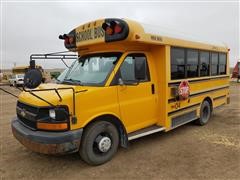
(18, 18, 230, 135)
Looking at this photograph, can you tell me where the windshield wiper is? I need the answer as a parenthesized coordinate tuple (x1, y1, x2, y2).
(62, 78, 82, 85)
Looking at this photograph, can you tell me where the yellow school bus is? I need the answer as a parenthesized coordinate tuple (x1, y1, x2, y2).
(12, 18, 230, 165)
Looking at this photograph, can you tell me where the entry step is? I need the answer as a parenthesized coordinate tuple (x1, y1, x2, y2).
(128, 125, 165, 141)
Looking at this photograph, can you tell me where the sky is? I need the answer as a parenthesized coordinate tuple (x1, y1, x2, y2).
(1, 1, 239, 69)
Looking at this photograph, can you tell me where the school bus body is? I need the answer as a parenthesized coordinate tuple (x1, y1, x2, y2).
(12, 18, 229, 164)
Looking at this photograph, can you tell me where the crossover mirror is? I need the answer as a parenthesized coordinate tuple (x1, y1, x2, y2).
(24, 60, 43, 89)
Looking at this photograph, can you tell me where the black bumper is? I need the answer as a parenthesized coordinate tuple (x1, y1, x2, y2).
(11, 118, 83, 155)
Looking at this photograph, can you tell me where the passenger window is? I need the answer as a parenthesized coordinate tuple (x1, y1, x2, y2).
(200, 51, 210, 76)
(211, 52, 218, 76)
(119, 54, 150, 82)
(171, 48, 185, 79)
(219, 53, 227, 74)
(186, 49, 198, 78)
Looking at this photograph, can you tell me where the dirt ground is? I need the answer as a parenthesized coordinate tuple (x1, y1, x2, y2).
(0, 83, 239, 179)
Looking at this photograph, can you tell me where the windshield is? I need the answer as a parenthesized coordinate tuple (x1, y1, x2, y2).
(59, 52, 122, 86)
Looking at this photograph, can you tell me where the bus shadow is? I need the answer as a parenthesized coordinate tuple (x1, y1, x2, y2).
(25, 122, 201, 169)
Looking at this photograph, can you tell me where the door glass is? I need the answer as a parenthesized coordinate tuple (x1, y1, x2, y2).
(119, 54, 150, 82)
(120, 56, 135, 81)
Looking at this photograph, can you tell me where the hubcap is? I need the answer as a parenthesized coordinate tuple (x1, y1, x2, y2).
(98, 136, 112, 153)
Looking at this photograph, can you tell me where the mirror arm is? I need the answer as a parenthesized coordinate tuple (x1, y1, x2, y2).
(25, 89, 56, 107)
(0, 87, 18, 98)
(123, 80, 139, 86)
(54, 89, 62, 102)
(60, 58, 70, 68)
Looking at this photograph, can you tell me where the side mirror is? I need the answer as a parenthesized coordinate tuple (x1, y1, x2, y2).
(118, 78, 124, 86)
(135, 58, 146, 80)
(24, 60, 42, 89)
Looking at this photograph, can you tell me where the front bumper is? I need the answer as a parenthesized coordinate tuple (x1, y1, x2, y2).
(11, 118, 83, 155)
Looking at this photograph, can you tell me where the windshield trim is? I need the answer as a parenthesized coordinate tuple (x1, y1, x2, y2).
(59, 52, 122, 87)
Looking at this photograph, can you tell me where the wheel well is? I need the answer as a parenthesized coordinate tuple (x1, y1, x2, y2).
(203, 97, 213, 112)
(84, 114, 128, 148)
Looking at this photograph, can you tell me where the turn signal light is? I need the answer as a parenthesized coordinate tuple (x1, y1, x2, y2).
(37, 122, 68, 131)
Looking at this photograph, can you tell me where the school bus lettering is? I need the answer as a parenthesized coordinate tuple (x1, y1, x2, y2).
(150, 35, 163, 42)
(76, 26, 104, 42)
(11, 18, 230, 166)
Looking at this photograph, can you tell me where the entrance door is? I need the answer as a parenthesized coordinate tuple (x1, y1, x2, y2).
(116, 53, 157, 132)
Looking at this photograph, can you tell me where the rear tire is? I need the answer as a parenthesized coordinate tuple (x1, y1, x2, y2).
(79, 121, 119, 166)
(195, 100, 211, 125)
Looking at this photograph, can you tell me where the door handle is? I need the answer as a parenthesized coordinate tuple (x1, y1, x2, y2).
(151, 84, 155, 94)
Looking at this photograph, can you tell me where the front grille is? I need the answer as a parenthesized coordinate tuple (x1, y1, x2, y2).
(17, 114, 37, 130)
(16, 101, 69, 131)
(17, 101, 39, 114)
(16, 101, 40, 130)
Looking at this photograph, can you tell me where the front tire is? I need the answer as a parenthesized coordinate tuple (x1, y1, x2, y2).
(195, 100, 211, 125)
(79, 121, 119, 165)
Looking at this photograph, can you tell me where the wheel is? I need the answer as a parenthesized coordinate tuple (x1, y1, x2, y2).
(79, 121, 119, 165)
(195, 100, 211, 125)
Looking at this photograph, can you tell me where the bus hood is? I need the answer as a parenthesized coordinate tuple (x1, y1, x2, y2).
(18, 83, 88, 107)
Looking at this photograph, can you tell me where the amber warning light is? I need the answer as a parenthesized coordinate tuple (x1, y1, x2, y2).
(101, 19, 129, 42)
(102, 20, 123, 35)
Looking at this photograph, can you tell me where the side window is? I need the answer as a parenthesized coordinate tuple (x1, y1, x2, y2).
(171, 48, 185, 80)
(219, 53, 227, 75)
(186, 49, 198, 78)
(120, 56, 135, 81)
(200, 51, 210, 76)
(211, 52, 218, 76)
(119, 54, 150, 82)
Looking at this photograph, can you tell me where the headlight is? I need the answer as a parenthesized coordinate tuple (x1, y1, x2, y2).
(49, 109, 56, 119)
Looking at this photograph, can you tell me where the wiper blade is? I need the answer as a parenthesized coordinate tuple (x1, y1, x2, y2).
(62, 78, 82, 85)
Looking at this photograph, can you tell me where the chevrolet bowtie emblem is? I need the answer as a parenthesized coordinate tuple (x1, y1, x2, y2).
(20, 109, 26, 117)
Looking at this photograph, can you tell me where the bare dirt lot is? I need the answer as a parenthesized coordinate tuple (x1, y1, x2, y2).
(0, 83, 240, 179)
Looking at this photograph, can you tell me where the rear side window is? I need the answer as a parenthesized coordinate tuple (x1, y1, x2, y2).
(200, 51, 210, 76)
(219, 53, 227, 74)
(186, 49, 198, 78)
(171, 48, 185, 79)
(170, 47, 227, 80)
(211, 52, 218, 76)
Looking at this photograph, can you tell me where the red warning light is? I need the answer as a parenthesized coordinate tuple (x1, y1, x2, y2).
(64, 37, 69, 44)
(102, 21, 123, 35)
(114, 24, 122, 34)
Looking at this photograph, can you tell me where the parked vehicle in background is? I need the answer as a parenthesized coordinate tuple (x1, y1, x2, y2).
(9, 74, 24, 86)
(232, 60, 240, 82)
